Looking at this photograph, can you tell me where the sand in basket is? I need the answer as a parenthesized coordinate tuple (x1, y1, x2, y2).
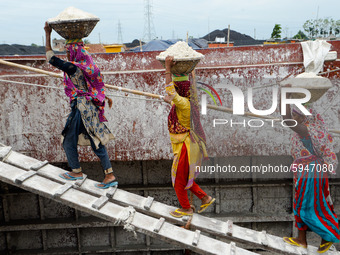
(280, 72, 333, 103)
(156, 41, 204, 74)
(47, 7, 99, 40)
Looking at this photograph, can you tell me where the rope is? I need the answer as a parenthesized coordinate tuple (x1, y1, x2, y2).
(107, 92, 165, 103)
(184, 191, 195, 230)
(250, 68, 340, 91)
(318, 68, 340, 76)
(0, 79, 62, 90)
(0, 78, 164, 103)
(319, 67, 340, 115)
(252, 73, 294, 90)
(321, 88, 340, 115)
(114, 206, 137, 239)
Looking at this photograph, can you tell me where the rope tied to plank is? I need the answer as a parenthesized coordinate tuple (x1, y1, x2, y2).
(184, 192, 195, 230)
(114, 206, 137, 238)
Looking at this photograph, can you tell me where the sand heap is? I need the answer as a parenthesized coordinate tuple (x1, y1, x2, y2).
(48, 7, 98, 22)
(156, 41, 204, 61)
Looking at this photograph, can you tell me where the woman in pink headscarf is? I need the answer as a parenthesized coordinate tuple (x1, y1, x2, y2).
(44, 22, 117, 189)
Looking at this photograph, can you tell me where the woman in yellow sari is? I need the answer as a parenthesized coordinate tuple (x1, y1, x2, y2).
(163, 56, 215, 217)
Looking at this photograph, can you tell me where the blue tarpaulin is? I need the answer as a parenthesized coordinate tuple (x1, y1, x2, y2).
(130, 39, 208, 52)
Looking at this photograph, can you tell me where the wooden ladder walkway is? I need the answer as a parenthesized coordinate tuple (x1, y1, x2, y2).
(0, 146, 338, 255)
(0, 146, 256, 255)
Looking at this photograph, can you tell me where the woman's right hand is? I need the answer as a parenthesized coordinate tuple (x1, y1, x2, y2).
(165, 56, 175, 70)
(44, 21, 52, 34)
(163, 94, 174, 104)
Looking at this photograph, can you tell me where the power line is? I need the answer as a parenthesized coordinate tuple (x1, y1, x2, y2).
(143, 0, 157, 42)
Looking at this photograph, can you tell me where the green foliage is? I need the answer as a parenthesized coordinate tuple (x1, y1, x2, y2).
(83, 39, 90, 44)
(303, 18, 340, 38)
(293, 30, 308, 40)
(31, 43, 38, 47)
(271, 24, 282, 39)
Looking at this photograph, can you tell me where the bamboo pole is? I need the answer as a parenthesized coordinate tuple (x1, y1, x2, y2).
(0, 59, 63, 78)
(0, 59, 163, 100)
(105, 84, 163, 99)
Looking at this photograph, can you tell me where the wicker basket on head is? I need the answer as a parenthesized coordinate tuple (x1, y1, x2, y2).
(280, 75, 332, 103)
(48, 18, 99, 40)
(156, 57, 201, 74)
(290, 87, 330, 103)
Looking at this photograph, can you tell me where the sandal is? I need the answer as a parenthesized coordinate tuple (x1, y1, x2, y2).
(59, 172, 83, 181)
(95, 180, 118, 189)
(198, 198, 216, 213)
(317, 242, 334, 253)
(283, 237, 307, 249)
(170, 208, 193, 218)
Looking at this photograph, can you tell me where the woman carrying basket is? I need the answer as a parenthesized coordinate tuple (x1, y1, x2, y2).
(163, 56, 215, 217)
(282, 87, 340, 253)
(44, 22, 117, 189)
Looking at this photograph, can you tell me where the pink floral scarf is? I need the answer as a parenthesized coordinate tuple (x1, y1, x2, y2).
(64, 42, 107, 122)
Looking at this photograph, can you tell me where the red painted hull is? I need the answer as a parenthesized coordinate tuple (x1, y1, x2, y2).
(1, 42, 340, 161)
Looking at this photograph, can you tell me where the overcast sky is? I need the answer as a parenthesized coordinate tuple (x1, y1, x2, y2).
(0, 0, 339, 46)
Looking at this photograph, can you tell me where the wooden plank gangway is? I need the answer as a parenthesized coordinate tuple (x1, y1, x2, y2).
(0, 146, 338, 255)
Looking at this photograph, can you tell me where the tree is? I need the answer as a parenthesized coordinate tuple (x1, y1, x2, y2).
(335, 20, 340, 36)
(31, 43, 38, 47)
(293, 30, 308, 40)
(83, 39, 90, 44)
(271, 24, 282, 39)
(303, 18, 340, 38)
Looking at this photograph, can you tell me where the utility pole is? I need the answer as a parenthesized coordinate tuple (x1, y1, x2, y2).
(284, 26, 289, 39)
(208, 18, 210, 41)
(143, 0, 157, 42)
(117, 20, 123, 44)
(227, 24, 230, 47)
